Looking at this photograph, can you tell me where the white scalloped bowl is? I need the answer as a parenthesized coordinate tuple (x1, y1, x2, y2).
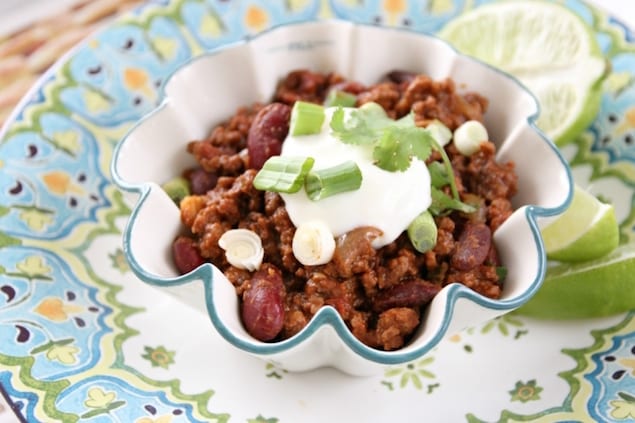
(111, 20, 572, 376)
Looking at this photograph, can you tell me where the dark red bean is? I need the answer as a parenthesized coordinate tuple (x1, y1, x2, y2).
(247, 103, 291, 170)
(186, 167, 218, 195)
(451, 222, 492, 271)
(172, 236, 206, 274)
(372, 279, 441, 313)
(385, 70, 417, 84)
(241, 264, 285, 341)
(485, 244, 501, 266)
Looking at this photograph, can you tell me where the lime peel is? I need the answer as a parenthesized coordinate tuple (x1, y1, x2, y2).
(515, 242, 635, 319)
(541, 185, 620, 262)
(439, 0, 607, 145)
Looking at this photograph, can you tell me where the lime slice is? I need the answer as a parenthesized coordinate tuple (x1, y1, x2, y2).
(541, 185, 619, 262)
(439, 0, 607, 145)
(515, 242, 635, 319)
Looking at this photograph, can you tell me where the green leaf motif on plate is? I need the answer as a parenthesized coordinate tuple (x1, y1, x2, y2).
(16, 206, 55, 232)
(611, 392, 635, 420)
(142, 346, 176, 369)
(0, 231, 21, 249)
(81, 387, 126, 419)
(82, 88, 113, 114)
(109, 248, 130, 274)
(265, 362, 288, 379)
(199, 12, 226, 38)
(508, 380, 543, 403)
(51, 130, 81, 156)
(480, 315, 526, 338)
(382, 357, 436, 391)
(16, 256, 52, 280)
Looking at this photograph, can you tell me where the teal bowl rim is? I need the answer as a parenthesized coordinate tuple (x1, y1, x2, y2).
(111, 19, 574, 366)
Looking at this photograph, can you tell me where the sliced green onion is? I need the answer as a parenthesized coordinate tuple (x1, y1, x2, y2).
(290, 101, 325, 136)
(162, 176, 190, 205)
(292, 221, 336, 265)
(453, 120, 488, 156)
(218, 229, 264, 271)
(425, 119, 452, 147)
(407, 210, 437, 253)
(305, 161, 362, 201)
(324, 89, 357, 108)
(253, 156, 315, 193)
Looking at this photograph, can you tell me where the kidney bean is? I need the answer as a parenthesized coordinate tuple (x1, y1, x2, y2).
(186, 167, 218, 195)
(332, 226, 383, 277)
(173, 236, 206, 274)
(247, 103, 291, 169)
(451, 222, 492, 271)
(485, 244, 501, 267)
(241, 264, 285, 341)
(385, 70, 417, 84)
(372, 279, 441, 313)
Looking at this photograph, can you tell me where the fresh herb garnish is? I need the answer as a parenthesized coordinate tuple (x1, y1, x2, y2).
(427, 161, 449, 188)
(495, 266, 508, 281)
(373, 126, 433, 172)
(329, 104, 390, 146)
(429, 188, 476, 215)
(330, 104, 434, 172)
(329, 102, 474, 213)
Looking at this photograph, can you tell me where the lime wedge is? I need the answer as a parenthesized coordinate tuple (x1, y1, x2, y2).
(541, 185, 619, 262)
(439, 0, 607, 145)
(516, 242, 635, 319)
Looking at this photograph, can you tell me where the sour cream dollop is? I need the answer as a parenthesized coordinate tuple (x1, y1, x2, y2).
(280, 107, 431, 248)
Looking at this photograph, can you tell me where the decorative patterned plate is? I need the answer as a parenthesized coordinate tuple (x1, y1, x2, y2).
(0, 1, 633, 422)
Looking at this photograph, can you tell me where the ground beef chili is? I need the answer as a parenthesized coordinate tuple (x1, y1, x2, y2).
(172, 69, 518, 351)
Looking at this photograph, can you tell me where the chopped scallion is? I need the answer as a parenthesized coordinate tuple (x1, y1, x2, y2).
(253, 156, 315, 193)
(324, 90, 357, 108)
(407, 210, 437, 253)
(305, 161, 362, 201)
(290, 101, 325, 136)
(425, 120, 452, 147)
(453, 120, 488, 156)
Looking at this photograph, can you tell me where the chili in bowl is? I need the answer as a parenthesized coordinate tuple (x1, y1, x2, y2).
(112, 20, 572, 376)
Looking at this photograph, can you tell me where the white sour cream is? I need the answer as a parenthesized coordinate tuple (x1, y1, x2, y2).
(280, 107, 431, 248)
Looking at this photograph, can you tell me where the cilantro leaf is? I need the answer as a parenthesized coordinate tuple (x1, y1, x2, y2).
(427, 161, 449, 188)
(495, 266, 508, 281)
(330, 103, 391, 146)
(395, 112, 415, 127)
(429, 187, 476, 215)
(373, 126, 433, 172)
